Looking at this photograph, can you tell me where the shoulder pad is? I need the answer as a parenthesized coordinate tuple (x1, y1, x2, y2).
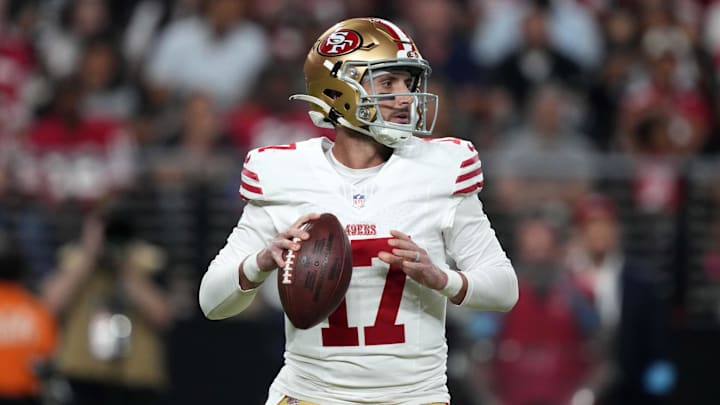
(424, 137, 484, 196)
(239, 142, 298, 201)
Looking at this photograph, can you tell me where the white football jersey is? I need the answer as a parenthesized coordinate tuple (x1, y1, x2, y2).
(200, 136, 517, 405)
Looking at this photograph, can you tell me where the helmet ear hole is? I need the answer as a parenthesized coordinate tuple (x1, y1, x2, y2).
(323, 89, 342, 100)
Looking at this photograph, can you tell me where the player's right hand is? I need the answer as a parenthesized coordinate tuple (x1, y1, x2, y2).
(257, 212, 321, 271)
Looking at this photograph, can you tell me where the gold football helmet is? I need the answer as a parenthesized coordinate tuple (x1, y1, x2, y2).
(290, 17, 438, 147)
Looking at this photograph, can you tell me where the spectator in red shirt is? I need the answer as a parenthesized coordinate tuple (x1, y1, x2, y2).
(0, 0, 41, 139)
(15, 76, 136, 208)
(470, 210, 602, 405)
(618, 27, 712, 157)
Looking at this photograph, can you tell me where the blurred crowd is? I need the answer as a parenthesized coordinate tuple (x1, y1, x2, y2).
(1, 0, 720, 404)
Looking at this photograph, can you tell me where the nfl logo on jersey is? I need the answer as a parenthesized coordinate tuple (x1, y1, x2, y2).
(352, 193, 366, 208)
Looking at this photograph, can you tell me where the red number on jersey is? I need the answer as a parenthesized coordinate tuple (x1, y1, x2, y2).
(321, 238, 407, 346)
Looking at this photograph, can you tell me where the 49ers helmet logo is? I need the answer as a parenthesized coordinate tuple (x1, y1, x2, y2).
(318, 29, 362, 56)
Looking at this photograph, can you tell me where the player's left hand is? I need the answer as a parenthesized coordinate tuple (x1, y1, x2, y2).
(378, 230, 448, 291)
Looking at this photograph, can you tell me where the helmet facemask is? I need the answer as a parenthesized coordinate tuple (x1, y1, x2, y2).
(338, 59, 438, 147)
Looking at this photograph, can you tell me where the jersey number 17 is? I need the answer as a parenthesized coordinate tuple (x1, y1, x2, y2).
(321, 238, 406, 347)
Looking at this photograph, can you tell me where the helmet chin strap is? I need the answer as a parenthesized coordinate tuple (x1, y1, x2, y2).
(289, 94, 410, 148)
(368, 126, 410, 147)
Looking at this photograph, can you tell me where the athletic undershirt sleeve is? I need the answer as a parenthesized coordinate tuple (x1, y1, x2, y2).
(199, 203, 278, 319)
(444, 195, 518, 311)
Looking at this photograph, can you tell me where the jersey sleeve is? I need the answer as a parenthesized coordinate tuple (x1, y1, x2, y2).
(199, 203, 277, 319)
(239, 142, 300, 201)
(450, 139, 484, 196)
(424, 137, 484, 196)
(239, 149, 266, 201)
(443, 195, 518, 311)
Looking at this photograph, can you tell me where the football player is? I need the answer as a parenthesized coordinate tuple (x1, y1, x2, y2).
(199, 17, 518, 405)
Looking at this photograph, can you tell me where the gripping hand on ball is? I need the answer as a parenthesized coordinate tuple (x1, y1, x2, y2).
(239, 213, 321, 290)
(378, 230, 446, 290)
(378, 230, 467, 304)
(260, 213, 321, 270)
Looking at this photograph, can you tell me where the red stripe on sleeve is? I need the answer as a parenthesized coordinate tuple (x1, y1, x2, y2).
(452, 181, 484, 195)
(456, 167, 483, 183)
(460, 154, 480, 168)
(242, 168, 259, 181)
(241, 181, 263, 195)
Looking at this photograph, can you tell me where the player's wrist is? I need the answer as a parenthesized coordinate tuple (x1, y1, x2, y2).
(439, 268, 463, 298)
(256, 248, 279, 272)
(242, 252, 273, 284)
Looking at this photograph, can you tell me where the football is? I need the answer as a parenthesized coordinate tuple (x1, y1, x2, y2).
(278, 213, 353, 329)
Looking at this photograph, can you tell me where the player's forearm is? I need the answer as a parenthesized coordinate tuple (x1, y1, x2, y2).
(460, 257, 518, 311)
(445, 196, 519, 310)
(199, 253, 260, 319)
(200, 206, 278, 319)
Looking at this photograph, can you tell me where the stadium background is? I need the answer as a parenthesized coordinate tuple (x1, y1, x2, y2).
(1, 0, 719, 404)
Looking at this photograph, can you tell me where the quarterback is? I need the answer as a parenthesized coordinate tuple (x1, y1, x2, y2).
(199, 17, 518, 405)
